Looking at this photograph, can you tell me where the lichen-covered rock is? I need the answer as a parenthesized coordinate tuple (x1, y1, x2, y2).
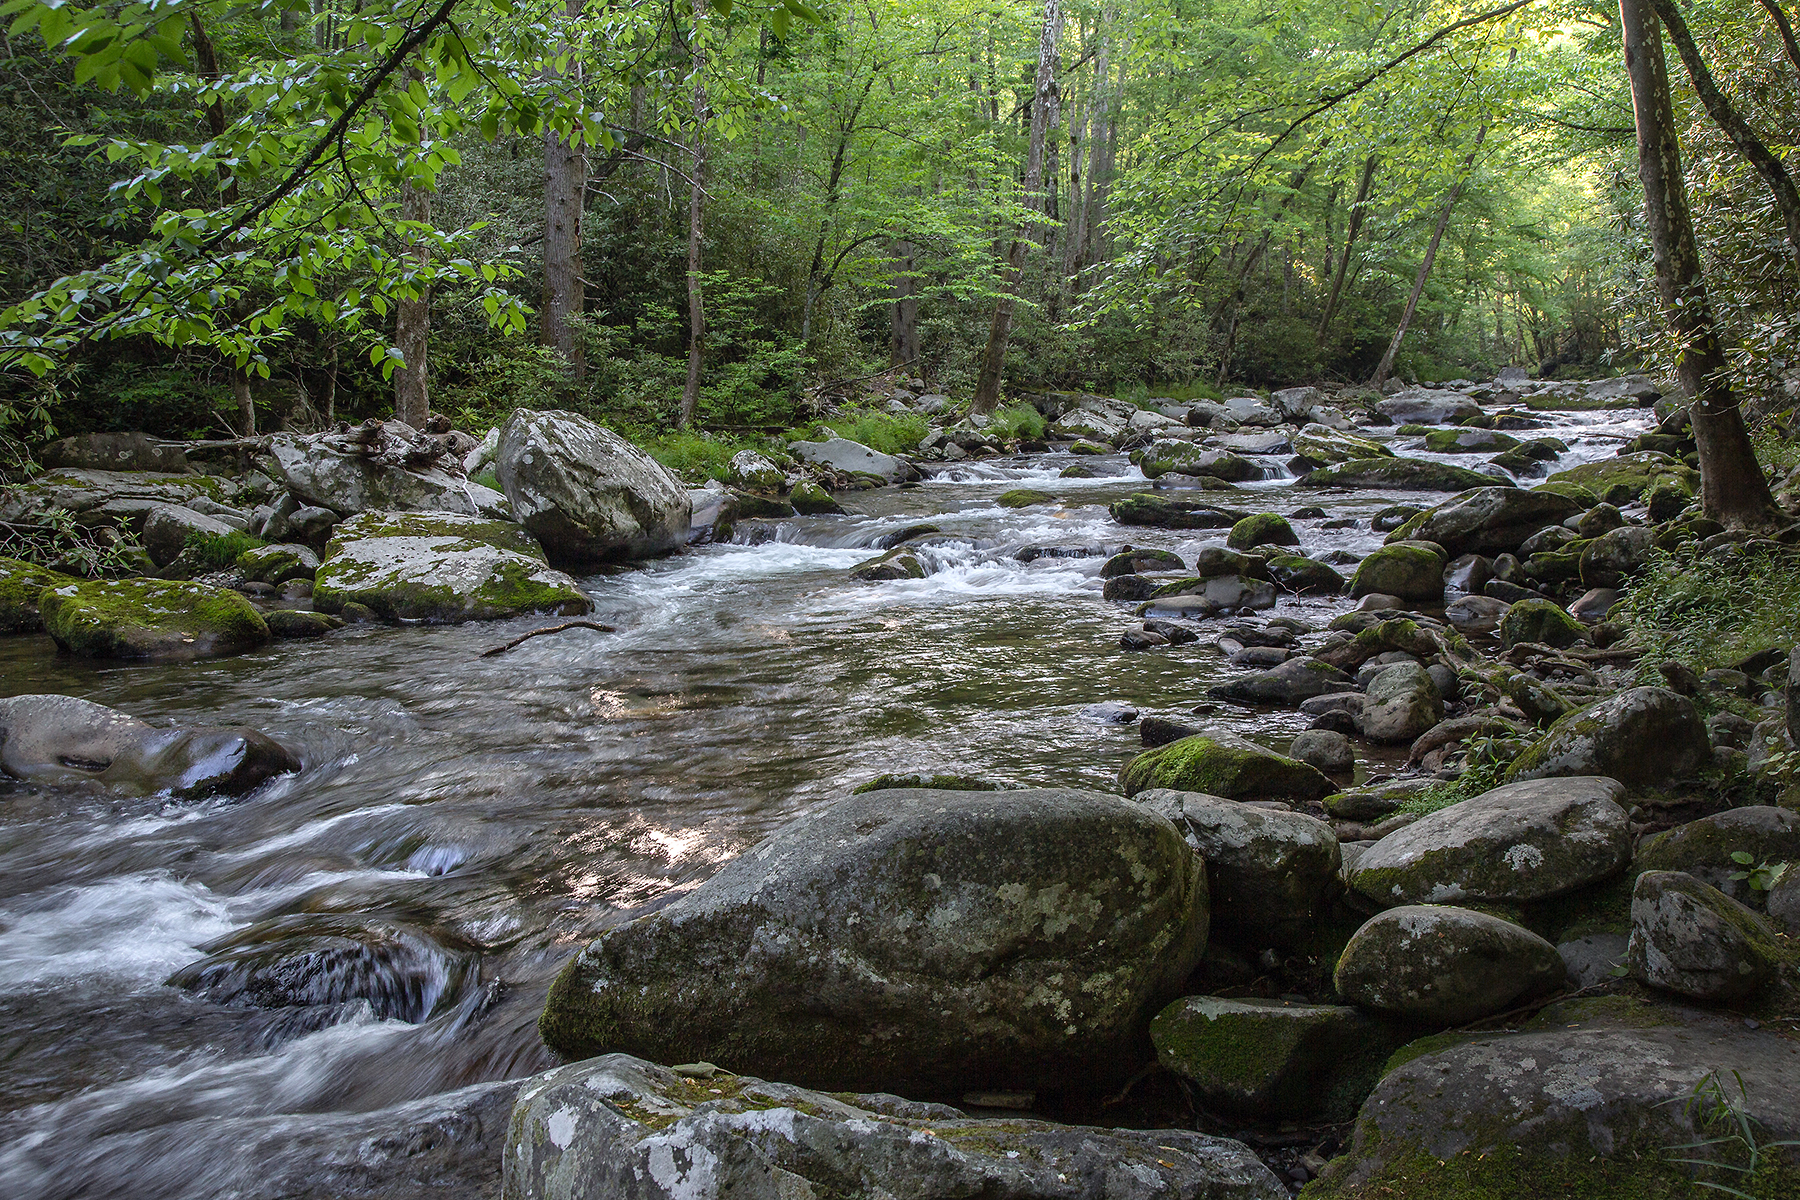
(505, 1054, 1285, 1200)
(1151, 573, 1276, 610)
(1333, 905, 1565, 1024)
(1498, 597, 1587, 649)
(1121, 733, 1334, 804)
(40, 577, 269, 660)
(267, 428, 505, 519)
(1315, 617, 1441, 671)
(1289, 729, 1354, 774)
(1358, 662, 1444, 744)
(1288, 424, 1392, 467)
(1627, 870, 1794, 1003)
(1578, 524, 1655, 589)
(1226, 512, 1298, 551)
(1345, 777, 1630, 907)
(1109, 493, 1247, 528)
(0, 693, 298, 797)
(40, 430, 191, 474)
(1404, 487, 1583, 558)
(788, 436, 918, 484)
(496, 409, 691, 565)
(1422, 428, 1520, 454)
(0, 556, 78, 633)
(313, 511, 590, 623)
(1299, 457, 1503, 492)
(787, 479, 845, 515)
(1263, 554, 1346, 596)
(1101, 547, 1185, 577)
(0, 468, 231, 537)
(264, 609, 343, 638)
(728, 449, 785, 489)
(1633, 808, 1800, 905)
(1207, 656, 1355, 704)
(849, 546, 926, 580)
(140, 503, 240, 568)
(1134, 789, 1340, 947)
(1547, 451, 1698, 505)
(1349, 540, 1448, 602)
(538, 788, 1209, 1097)
(1137, 441, 1262, 482)
(1151, 997, 1410, 1121)
(1308, 1001, 1800, 1199)
(1376, 391, 1483, 426)
(237, 543, 320, 585)
(1507, 686, 1711, 787)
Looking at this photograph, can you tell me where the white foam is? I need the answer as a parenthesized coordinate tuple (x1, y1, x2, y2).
(0, 873, 238, 992)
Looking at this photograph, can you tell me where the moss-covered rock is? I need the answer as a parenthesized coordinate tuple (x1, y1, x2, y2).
(731, 490, 797, 518)
(1100, 547, 1186, 577)
(852, 772, 1001, 794)
(1422, 428, 1521, 454)
(1110, 493, 1249, 528)
(40, 577, 269, 660)
(1136, 440, 1262, 482)
(1298, 457, 1505, 492)
(1531, 479, 1601, 507)
(1288, 424, 1393, 467)
(1626, 870, 1798, 1004)
(1226, 512, 1298, 551)
(1547, 451, 1699, 505)
(264, 609, 345, 638)
(1315, 618, 1441, 670)
(996, 488, 1054, 508)
(849, 546, 926, 580)
(1349, 540, 1448, 602)
(788, 479, 846, 515)
(1121, 733, 1333, 803)
(0, 556, 79, 633)
(313, 510, 590, 623)
(1633, 807, 1800, 905)
(1508, 686, 1712, 788)
(237, 543, 320, 585)
(1401, 487, 1583, 558)
(1498, 597, 1587, 649)
(1358, 661, 1444, 744)
(1333, 905, 1567, 1024)
(1578, 525, 1655, 589)
(1264, 554, 1346, 595)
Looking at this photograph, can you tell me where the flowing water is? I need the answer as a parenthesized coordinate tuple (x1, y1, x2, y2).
(0, 403, 1650, 1197)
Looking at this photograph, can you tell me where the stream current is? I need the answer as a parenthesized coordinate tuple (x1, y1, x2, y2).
(0, 403, 1650, 1197)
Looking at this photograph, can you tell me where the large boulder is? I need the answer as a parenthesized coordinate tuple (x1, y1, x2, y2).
(1345, 777, 1630, 907)
(1422, 427, 1519, 454)
(788, 436, 918, 484)
(0, 468, 233, 535)
(1288, 424, 1392, 467)
(1405, 487, 1583, 558)
(1270, 385, 1325, 421)
(1207, 656, 1355, 704)
(0, 693, 298, 798)
(39, 430, 190, 474)
(1226, 512, 1298, 550)
(268, 426, 505, 518)
(1151, 997, 1409, 1121)
(1508, 686, 1711, 787)
(1121, 733, 1334, 804)
(40, 577, 269, 660)
(1358, 662, 1444, 744)
(1546, 451, 1698, 505)
(140, 503, 240, 568)
(1137, 440, 1263, 482)
(1133, 789, 1341, 947)
(0, 556, 79, 633)
(1109, 494, 1248, 529)
(538, 788, 1209, 1097)
(313, 511, 590, 623)
(1309, 1000, 1800, 1198)
(1578, 524, 1655, 589)
(496, 409, 691, 565)
(1627, 871, 1794, 1003)
(505, 1054, 1285, 1200)
(1349, 540, 1447, 602)
(1376, 390, 1482, 425)
(1634, 807, 1800, 905)
(1298, 457, 1503, 492)
(1333, 905, 1566, 1024)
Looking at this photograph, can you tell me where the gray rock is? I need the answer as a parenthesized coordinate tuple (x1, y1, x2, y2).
(1407, 487, 1582, 557)
(268, 428, 505, 519)
(1579, 524, 1655, 589)
(1207, 656, 1355, 704)
(1442, 552, 1493, 594)
(1569, 586, 1622, 623)
(1270, 386, 1325, 421)
(1133, 789, 1341, 947)
(1507, 686, 1711, 787)
(1376, 390, 1482, 425)
(1557, 933, 1630, 988)
(238, 543, 320, 584)
(1770, 865, 1800, 936)
(728, 449, 785, 489)
(505, 1054, 1284, 1200)
(538, 788, 1208, 1097)
(1333, 905, 1565, 1023)
(1633, 807, 1800, 904)
(1359, 662, 1444, 745)
(1346, 777, 1630, 906)
(0, 693, 298, 798)
(1586, 373, 1660, 402)
(1349, 541, 1447, 602)
(1215, 432, 1291, 455)
(1287, 424, 1392, 467)
(1138, 440, 1262, 482)
(1151, 997, 1408, 1120)
(497, 410, 691, 564)
(40, 431, 190, 474)
(139, 504, 239, 567)
(0, 468, 235, 535)
(1445, 594, 1509, 635)
(1627, 871, 1791, 1002)
(1289, 729, 1355, 775)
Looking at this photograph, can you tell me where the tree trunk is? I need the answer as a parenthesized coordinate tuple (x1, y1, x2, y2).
(395, 172, 432, 427)
(889, 239, 919, 366)
(1652, 0, 1800, 274)
(1620, 0, 1782, 527)
(1371, 130, 1488, 389)
(1317, 154, 1377, 339)
(680, 6, 708, 429)
(231, 370, 255, 437)
(1757, 0, 1800, 88)
(541, 0, 587, 384)
(971, 0, 1063, 414)
(1214, 146, 1322, 384)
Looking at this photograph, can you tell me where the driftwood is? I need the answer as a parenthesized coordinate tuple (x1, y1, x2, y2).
(480, 620, 616, 657)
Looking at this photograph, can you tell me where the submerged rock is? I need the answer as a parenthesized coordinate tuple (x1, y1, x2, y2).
(40, 577, 269, 660)
(505, 1054, 1285, 1200)
(0, 693, 298, 797)
(538, 788, 1208, 1097)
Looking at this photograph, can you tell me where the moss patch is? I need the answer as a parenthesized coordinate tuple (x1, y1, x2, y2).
(0, 556, 79, 633)
(39, 577, 269, 659)
(1122, 734, 1332, 802)
(1299, 457, 1503, 492)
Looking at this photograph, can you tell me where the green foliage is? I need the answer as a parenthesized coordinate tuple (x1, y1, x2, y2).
(1663, 1071, 1800, 1199)
(1728, 852, 1794, 896)
(0, 507, 146, 577)
(1397, 735, 1516, 816)
(986, 403, 1046, 442)
(1614, 545, 1800, 677)
(644, 430, 755, 483)
(182, 529, 263, 569)
(813, 408, 927, 456)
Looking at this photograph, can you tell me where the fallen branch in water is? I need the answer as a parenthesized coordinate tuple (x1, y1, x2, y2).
(480, 620, 616, 657)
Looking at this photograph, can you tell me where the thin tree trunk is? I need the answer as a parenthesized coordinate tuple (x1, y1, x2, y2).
(971, 0, 1063, 413)
(890, 239, 919, 366)
(395, 171, 432, 427)
(231, 371, 255, 437)
(1215, 146, 1323, 384)
(1080, 19, 1128, 284)
(1371, 130, 1488, 388)
(1756, 0, 1800, 88)
(680, 6, 708, 428)
(1620, 0, 1782, 527)
(542, 0, 587, 384)
(1652, 0, 1800, 274)
(1317, 154, 1378, 339)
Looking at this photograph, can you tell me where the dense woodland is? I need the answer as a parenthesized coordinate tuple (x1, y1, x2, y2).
(1, 0, 1797, 458)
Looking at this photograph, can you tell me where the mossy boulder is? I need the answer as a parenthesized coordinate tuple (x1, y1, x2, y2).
(1508, 686, 1712, 788)
(1315, 617, 1441, 671)
(788, 479, 846, 515)
(313, 510, 590, 623)
(1151, 997, 1410, 1121)
(1109, 493, 1248, 529)
(1627, 870, 1798, 1005)
(1263, 554, 1345, 595)
(537, 788, 1210, 1097)
(0, 556, 79, 633)
(1333, 905, 1566, 1024)
(1136, 440, 1261, 482)
(1345, 777, 1631, 907)
(1298, 457, 1505, 492)
(1578, 525, 1655, 589)
(1101, 547, 1185, 577)
(996, 488, 1054, 508)
(1633, 807, 1800, 905)
(1349, 540, 1448, 602)
(852, 772, 1000, 794)
(1207, 656, 1355, 704)
(1531, 479, 1601, 507)
(1498, 597, 1587, 649)
(849, 546, 926, 580)
(264, 609, 344, 638)
(731, 490, 797, 518)
(1226, 512, 1298, 551)
(1288, 424, 1393, 467)
(1358, 662, 1444, 744)
(1547, 451, 1699, 505)
(1402, 487, 1583, 558)
(40, 577, 269, 660)
(1422, 428, 1520, 454)
(237, 543, 320, 585)
(1121, 733, 1333, 804)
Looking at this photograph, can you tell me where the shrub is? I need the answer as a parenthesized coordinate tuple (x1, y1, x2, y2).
(988, 403, 1047, 441)
(812, 408, 928, 456)
(1614, 544, 1800, 677)
(184, 529, 264, 569)
(644, 431, 752, 483)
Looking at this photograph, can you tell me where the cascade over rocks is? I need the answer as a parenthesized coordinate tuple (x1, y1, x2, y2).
(495, 409, 692, 565)
(538, 788, 1208, 1097)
